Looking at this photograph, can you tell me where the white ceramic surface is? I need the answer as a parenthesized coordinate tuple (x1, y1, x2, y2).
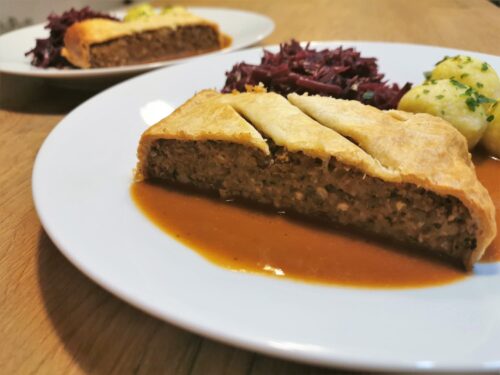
(0, 6, 274, 78)
(32, 42, 500, 373)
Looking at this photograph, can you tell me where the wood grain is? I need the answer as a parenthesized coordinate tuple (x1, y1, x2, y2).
(1, 0, 499, 374)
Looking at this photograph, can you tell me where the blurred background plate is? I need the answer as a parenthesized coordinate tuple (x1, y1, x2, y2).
(0, 6, 274, 82)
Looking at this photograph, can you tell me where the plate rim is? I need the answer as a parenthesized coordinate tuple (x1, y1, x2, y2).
(32, 40, 500, 373)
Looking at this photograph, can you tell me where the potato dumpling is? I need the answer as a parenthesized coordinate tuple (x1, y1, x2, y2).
(124, 3, 155, 21)
(430, 55, 500, 99)
(398, 79, 488, 149)
(161, 6, 188, 15)
(481, 103, 500, 157)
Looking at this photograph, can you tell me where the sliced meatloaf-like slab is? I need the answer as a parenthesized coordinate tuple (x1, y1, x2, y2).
(135, 90, 497, 269)
(62, 11, 225, 68)
(88, 24, 221, 68)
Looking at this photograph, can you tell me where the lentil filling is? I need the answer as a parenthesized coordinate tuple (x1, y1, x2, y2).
(145, 139, 477, 265)
(89, 25, 220, 68)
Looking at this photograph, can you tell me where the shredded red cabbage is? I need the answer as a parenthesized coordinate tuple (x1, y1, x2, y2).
(222, 40, 411, 110)
(25, 7, 118, 68)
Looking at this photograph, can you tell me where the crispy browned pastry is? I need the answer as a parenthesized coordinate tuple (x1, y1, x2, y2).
(61, 10, 224, 68)
(136, 90, 496, 268)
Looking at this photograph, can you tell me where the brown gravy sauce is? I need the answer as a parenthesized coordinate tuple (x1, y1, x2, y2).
(473, 153, 500, 262)
(131, 154, 500, 288)
(221, 34, 232, 49)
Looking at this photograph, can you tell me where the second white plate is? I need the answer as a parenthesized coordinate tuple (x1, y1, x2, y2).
(0, 6, 274, 79)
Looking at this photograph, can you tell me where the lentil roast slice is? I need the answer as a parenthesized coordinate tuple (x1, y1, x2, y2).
(135, 90, 496, 269)
(61, 10, 224, 68)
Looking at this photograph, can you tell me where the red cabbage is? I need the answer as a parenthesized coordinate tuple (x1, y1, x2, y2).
(222, 40, 411, 110)
(25, 7, 118, 68)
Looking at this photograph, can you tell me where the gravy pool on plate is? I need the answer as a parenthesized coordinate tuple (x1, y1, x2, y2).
(130, 154, 499, 288)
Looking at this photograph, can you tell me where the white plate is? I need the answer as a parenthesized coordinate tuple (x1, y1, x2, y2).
(0, 6, 274, 78)
(33, 42, 500, 373)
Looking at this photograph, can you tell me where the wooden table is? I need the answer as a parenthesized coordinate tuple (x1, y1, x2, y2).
(1, 0, 499, 373)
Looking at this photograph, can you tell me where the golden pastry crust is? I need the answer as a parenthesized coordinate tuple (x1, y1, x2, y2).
(136, 90, 496, 267)
(61, 11, 222, 68)
(135, 90, 269, 180)
(216, 91, 401, 182)
(138, 90, 400, 182)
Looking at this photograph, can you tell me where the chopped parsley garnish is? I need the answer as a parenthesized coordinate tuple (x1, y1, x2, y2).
(423, 71, 432, 80)
(476, 95, 496, 105)
(487, 114, 495, 122)
(460, 86, 497, 112)
(362, 91, 374, 100)
(431, 79, 437, 85)
(450, 79, 468, 89)
(460, 73, 469, 79)
(435, 55, 449, 66)
(423, 89, 430, 94)
(476, 82, 484, 88)
(463, 87, 474, 96)
(466, 97, 477, 111)
(481, 62, 489, 72)
(436, 94, 444, 99)
(441, 110, 446, 115)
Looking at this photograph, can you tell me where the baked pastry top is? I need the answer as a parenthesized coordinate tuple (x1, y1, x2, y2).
(62, 8, 222, 68)
(136, 90, 496, 267)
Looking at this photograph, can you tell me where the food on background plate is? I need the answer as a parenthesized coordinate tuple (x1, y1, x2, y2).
(25, 7, 118, 68)
(222, 40, 411, 110)
(26, 4, 228, 69)
(123, 3, 157, 21)
(62, 6, 225, 68)
(398, 55, 499, 152)
(124, 3, 190, 21)
(135, 89, 496, 269)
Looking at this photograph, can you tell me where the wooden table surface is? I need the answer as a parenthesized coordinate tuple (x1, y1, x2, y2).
(1, 0, 499, 374)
